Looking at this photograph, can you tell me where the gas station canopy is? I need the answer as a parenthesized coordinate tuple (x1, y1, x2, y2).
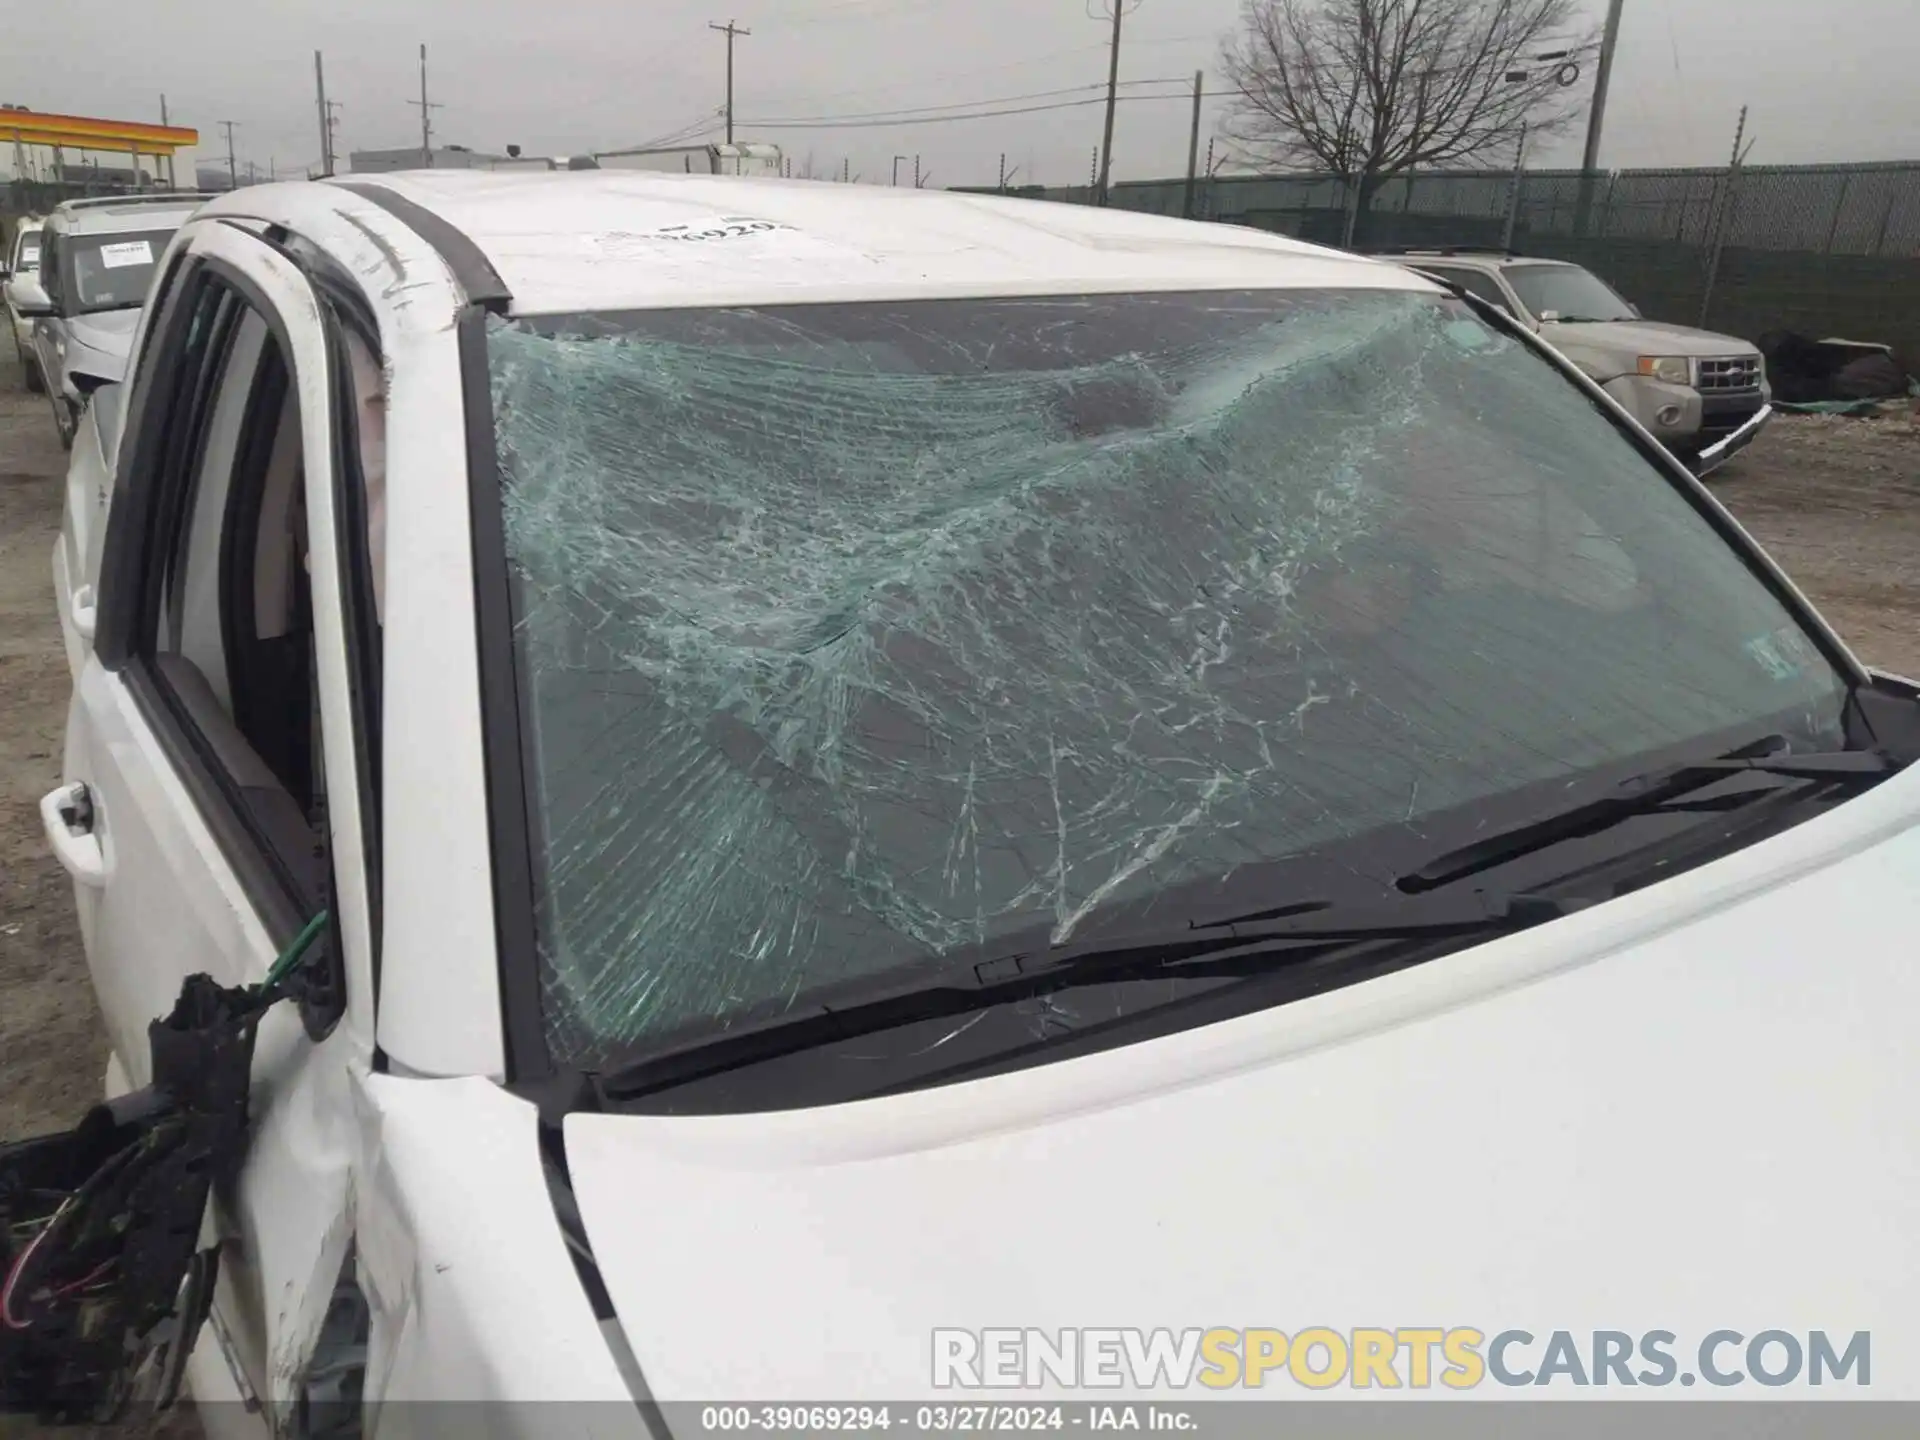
(0, 108, 198, 156)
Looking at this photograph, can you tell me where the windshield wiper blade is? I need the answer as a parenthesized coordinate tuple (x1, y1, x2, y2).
(593, 889, 1578, 1102)
(1397, 742, 1894, 894)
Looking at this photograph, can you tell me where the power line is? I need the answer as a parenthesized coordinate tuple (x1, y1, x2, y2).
(744, 32, 1219, 113)
(743, 90, 1192, 131)
(747, 78, 1190, 125)
(621, 113, 727, 151)
(754, 0, 946, 31)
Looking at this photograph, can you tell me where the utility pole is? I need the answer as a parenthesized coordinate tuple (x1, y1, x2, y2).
(1094, 0, 1136, 205)
(315, 50, 334, 176)
(219, 120, 239, 190)
(1699, 104, 1749, 329)
(1575, 0, 1626, 234)
(1581, 0, 1627, 176)
(913, 155, 921, 188)
(1503, 121, 1529, 250)
(892, 154, 907, 186)
(410, 44, 443, 166)
(709, 20, 751, 145)
(160, 95, 169, 126)
(1181, 70, 1203, 219)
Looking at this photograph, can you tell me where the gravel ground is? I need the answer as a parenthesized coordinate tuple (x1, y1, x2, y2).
(1708, 406, 1920, 679)
(0, 348, 194, 1437)
(0, 354, 1912, 1429)
(0, 354, 105, 1148)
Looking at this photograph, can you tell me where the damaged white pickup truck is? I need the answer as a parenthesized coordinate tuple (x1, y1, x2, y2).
(7, 173, 1920, 1434)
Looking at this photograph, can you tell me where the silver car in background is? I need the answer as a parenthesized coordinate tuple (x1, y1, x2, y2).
(2, 217, 45, 390)
(1382, 248, 1774, 476)
(2, 193, 213, 448)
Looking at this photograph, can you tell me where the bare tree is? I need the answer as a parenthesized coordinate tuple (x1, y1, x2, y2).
(1222, 0, 1595, 221)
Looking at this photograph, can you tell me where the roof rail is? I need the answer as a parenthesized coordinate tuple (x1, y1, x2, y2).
(53, 191, 221, 212)
(1369, 244, 1521, 259)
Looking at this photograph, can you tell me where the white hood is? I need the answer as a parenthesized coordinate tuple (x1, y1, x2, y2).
(566, 769, 1920, 1402)
(62, 308, 140, 384)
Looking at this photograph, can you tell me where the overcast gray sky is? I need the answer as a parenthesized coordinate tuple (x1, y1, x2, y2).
(12, 0, 1920, 187)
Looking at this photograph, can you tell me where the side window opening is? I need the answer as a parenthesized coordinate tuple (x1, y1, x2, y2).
(144, 277, 328, 917)
(107, 250, 380, 1031)
(164, 304, 266, 703)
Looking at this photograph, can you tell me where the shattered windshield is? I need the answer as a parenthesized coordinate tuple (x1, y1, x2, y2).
(487, 290, 1845, 1070)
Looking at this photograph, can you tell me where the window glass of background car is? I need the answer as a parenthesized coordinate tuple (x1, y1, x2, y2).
(67, 229, 174, 315)
(11, 234, 36, 272)
(487, 290, 1850, 1069)
(1504, 263, 1637, 322)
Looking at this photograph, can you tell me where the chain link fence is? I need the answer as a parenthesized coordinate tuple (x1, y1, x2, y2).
(1022, 161, 1920, 364)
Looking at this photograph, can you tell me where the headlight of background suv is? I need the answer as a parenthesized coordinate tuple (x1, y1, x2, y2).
(1638, 355, 1692, 386)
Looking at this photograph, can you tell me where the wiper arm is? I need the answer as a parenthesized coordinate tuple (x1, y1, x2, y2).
(1398, 740, 1894, 895)
(593, 889, 1579, 1103)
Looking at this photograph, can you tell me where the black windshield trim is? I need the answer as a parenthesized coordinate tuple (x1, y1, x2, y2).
(458, 303, 553, 1084)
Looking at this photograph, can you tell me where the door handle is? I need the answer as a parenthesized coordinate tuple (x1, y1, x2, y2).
(71, 582, 96, 641)
(41, 781, 106, 888)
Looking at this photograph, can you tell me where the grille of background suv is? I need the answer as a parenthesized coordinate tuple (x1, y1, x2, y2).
(1697, 356, 1763, 393)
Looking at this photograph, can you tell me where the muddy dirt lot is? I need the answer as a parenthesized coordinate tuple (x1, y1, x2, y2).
(1710, 409, 1920, 679)
(0, 359, 106, 1148)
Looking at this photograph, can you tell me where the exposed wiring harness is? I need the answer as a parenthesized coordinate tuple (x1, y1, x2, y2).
(0, 912, 330, 1422)
(264, 908, 332, 993)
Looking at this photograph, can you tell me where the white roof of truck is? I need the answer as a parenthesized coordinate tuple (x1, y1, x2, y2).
(272, 170, 1436, 316)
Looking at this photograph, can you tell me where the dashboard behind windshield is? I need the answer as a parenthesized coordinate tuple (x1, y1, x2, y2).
(483, 289, 1848, 1075)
